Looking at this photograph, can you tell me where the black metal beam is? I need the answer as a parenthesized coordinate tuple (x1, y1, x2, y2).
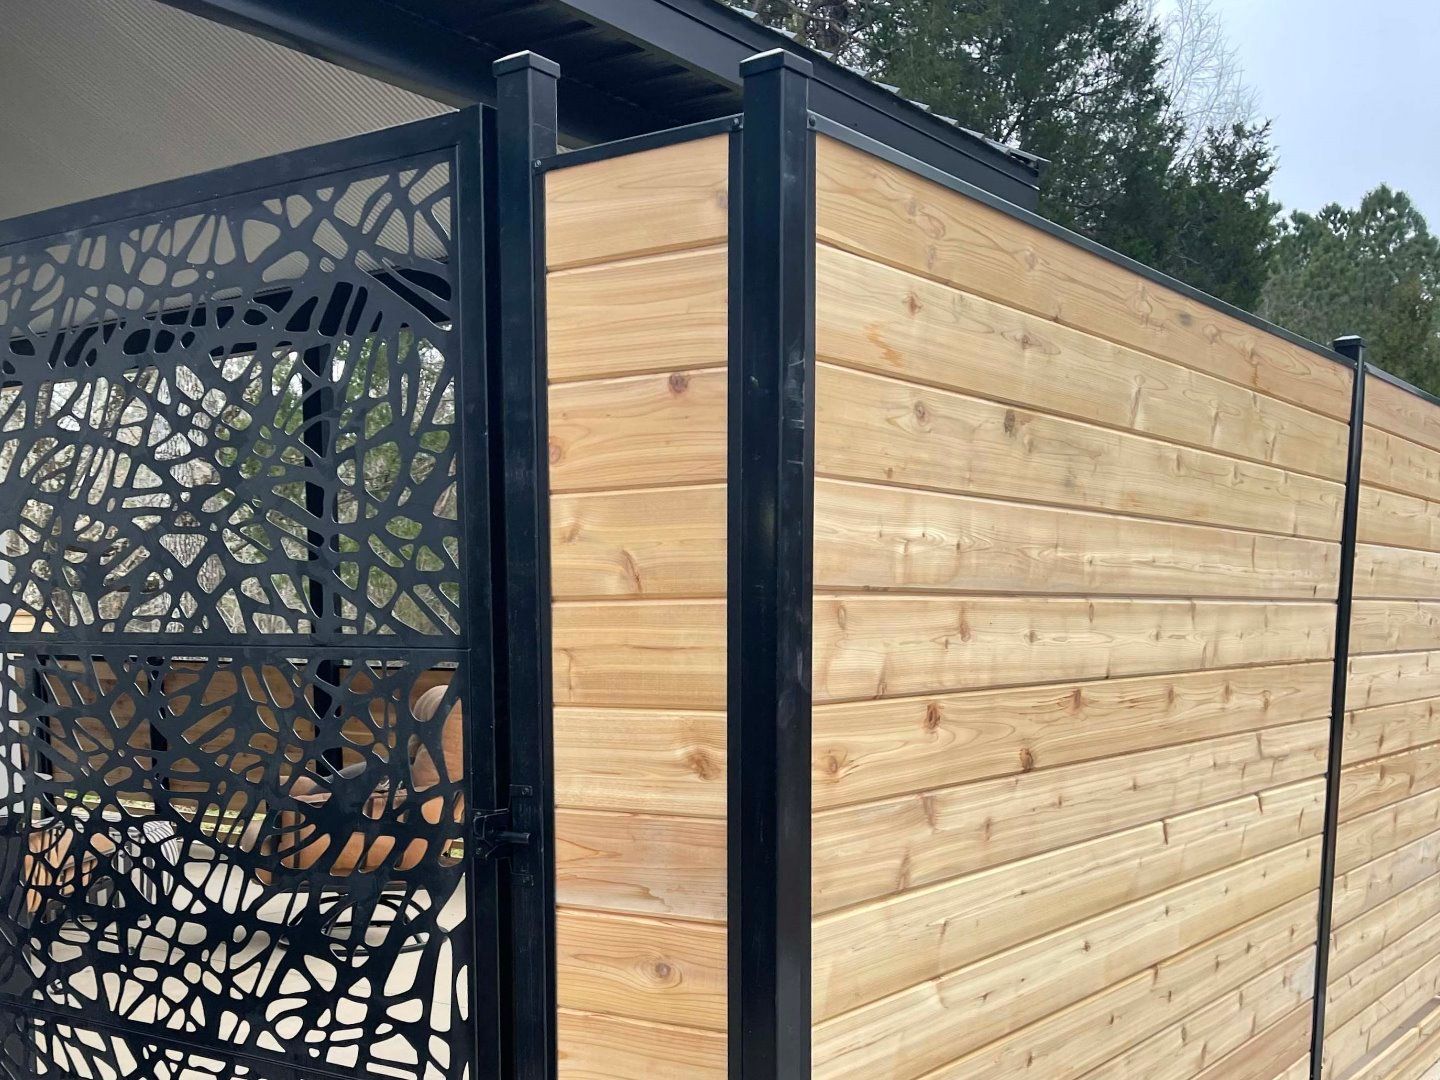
(493, 51, 560, 1080)
(728, 48, 815, 1080)
(1309, 334, 1368, 1080)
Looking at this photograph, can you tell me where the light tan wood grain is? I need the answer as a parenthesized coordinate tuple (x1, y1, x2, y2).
(1076, 952, 1314, 1080)
(1355, 543, 1440, 599)
(556, 908, 727, 1032)
(1330, 870, 1440, 985)
(1331, 915, 1440, 1038)
(1324, 951, 1440, 1079)
(812, 720, 1327, 913)
(813, 779, 1322, 1019)
(1360, 485, 1440, 553)
(548, 368, 726, 493)
(1337, 785, 1440, 876)
(814, 478, 1339, 598)
(816, 242, 1349, 479)
(1348, 651, 1440, 709)
(1333, 827, 1440, 929)
(548, 247, 726, 382)
(556, 1009, 726, 1079)
(556, 808, 726, 921)
(813, 594, 1335, 703)
(546, 135, 728, 270)
(553, 600, 725, 709)
(913, 896, 1317, 1080)
(1352, 601, 1440, 656)
(1368, 373, 1440, 455)
(813, 661, 1332, 809)
(545, 141, 731, 1071)
(1345, 698, 1440, 769)
(1367, 424, 1440, 503)
(551, 485, 726, 599)
(815, 135, 1354, 421)
(1340, 743, 1440, 823)
(1188, 1005, 1312, 1080)
(816, 363, 1344, 540)
(554, 707, 725, 817)
(1362, 1003, 1440, 1080)
(811, 837, 1321, 1079)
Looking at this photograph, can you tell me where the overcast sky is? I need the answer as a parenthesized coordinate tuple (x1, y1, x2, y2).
(1207, 0, 1440, 221)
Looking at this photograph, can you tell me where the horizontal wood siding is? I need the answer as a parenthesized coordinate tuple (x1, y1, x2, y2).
(810, 134, 1346, 1080)
(1324, 374, 1440, 1080)
(546, 136, 728, 1078)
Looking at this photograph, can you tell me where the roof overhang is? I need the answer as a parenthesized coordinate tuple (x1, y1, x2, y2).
(161, 0, 1043, 208)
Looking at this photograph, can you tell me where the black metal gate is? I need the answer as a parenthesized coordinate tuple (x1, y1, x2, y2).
(0, 110, 524, 1080)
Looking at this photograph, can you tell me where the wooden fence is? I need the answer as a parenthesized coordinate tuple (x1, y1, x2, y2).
(536, 92, 1440, 1080)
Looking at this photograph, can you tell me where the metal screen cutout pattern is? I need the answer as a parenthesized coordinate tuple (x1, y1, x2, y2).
(0, 119, 493, 1080)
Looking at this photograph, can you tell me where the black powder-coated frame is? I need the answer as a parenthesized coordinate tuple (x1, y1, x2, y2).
(1309, 336, 1369, 1079)
(492, 52, 560, 1080)
(727, 49, 817, 1080)
(0, 104, 556, 1080)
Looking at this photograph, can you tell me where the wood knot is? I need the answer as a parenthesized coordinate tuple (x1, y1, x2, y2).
(924, 702, 943, 732)
(1018, 746, 1036, 772)
(547, 439, 562, 464)
(913, 400, 929, 423)
(904, 292, 922, 316)
(668, 372, 690, 394)
(1003, 410, 1018, 436)
(685, 749, 720, 782)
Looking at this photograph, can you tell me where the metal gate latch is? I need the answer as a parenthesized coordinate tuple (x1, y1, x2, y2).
(472, 785, 535, 862)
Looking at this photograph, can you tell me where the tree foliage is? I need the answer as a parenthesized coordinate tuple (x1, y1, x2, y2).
(1261, 187, 1440, 392)
(751, 0, 1280, 310)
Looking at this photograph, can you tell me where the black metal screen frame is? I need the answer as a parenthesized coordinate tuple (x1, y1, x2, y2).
(0, 107, 542, 1080)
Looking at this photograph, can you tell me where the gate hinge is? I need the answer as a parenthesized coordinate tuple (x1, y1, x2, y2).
(472, 785, 535, 880)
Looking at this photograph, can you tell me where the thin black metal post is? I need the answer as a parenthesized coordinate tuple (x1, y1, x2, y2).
(453, 102, 505, 1080)
(728, 49, 816, 1080)
(493, 51, 559, 1080)
(1310, 334, 1367, 1080)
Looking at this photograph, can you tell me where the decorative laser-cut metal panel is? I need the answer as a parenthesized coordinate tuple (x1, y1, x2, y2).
(0, 1007, 333, 1079)
(0, 650, 477, 1078)
(0, 151, 462, 644)
(0, 115, 498, 1080)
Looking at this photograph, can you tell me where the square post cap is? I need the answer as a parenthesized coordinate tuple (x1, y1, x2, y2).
(1332, 335, 1366, 360)
(494, 52, 561, 79)
(739, 49, 813, 79)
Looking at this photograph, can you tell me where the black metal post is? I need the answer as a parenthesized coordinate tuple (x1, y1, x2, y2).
(453, 102, 506, 1080)
(1310, 334, 1367, 1080)
(728, 49, 816, 1080)
(493, 51, 559, 1080)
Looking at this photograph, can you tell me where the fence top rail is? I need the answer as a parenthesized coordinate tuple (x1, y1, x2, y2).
(808, 112, 1364, 379)
(0, 109, 478, 250)
(537, 114, 741, 173)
